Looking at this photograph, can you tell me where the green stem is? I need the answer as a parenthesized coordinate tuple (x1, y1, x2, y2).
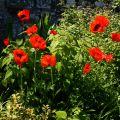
(51, 67, 53, 86)
(17, 31, 26, 36)
(19, 66, 22, 90)
(34, 50, 37, 82)
(51, 67, 54, 99)
(75, 39, 80, 48)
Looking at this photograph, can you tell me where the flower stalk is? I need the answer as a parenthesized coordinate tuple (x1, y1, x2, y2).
(33, 50, 37, 82)
(19, 66, 23, 90)
(51, 67, 53, 86)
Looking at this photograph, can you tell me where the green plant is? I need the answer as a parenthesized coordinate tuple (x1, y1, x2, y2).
(48, 7, 120, 119)
(0, 93, 56, 120)
(0, 93, 36, 119)
(112, 0, 120, 8)
(0, 6, 120, 120)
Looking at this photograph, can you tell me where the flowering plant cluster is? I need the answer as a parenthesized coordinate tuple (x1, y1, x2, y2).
(0, 9, 58, 91)
(90, 16, 109, 32)
(0, 8, 120, 119)
(13, 49, 28, 67)
(48, 8, 120, 119)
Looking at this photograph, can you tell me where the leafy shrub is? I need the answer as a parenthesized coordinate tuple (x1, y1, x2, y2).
(0, 93, 36, 119)
(0, 7, 120, 120)
(48, 7, 120, 119)
(0, 93, 56, 120)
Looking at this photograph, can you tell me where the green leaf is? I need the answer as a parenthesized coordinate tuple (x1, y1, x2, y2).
(30, 48, 35, 53)
(56, 62, 62, 72)
(0, 57, 3, 68)
(37, 19, 41, 29)
(6, 21, 13, 40)
(2, 79, 7, 87)
(56, 111, 67, 120)
(48, 34, 55, 40)
(5, 69, 13, 80)
(55, 88, 61, 96)
(50, 41, 59, 48)
(72, 107, 81, 115)
(16, 39, 23, 46)
(44, 14, 49, 26)
(72, 118, 79, 120)
(10, 79, 15, 84)
(49, 41, 60, 53)
(21, 67, 30, 79)
(102, 81, 117, 88)
(2, 54, 13, 67)
(2, 47, 10, 54)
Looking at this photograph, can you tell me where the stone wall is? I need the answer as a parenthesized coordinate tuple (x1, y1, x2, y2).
(0, 0, 59, 51)
(0, 0, 5, 9)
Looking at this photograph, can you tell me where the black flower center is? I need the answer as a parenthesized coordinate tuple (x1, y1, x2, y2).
(94, 24, 101, 31)
(20, 14, 26, 19)
(17, 54, 22, 58)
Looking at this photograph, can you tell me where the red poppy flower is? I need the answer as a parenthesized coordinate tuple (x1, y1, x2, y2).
(40, 55, 51, 68)
(50, 30, 58, 35)
(30, 35, 46, 50)
(13, 49, 28, 67)
(17, 9, 30, 22)
(90, 21, 105, 32)
(103, 54, 113, 62)
(111, 33, 120, 42)
(3, 37, 10, 46)
(90, 15, 109, 32)
(94, 16, 109, 27)
(49, 55, 57, 67)
(89, 47, 103, 62)
(38, 40, 47, 50)
(26, 24, 38, 36)
(40, 55, 56, 68)
(83, 63, 91, 74)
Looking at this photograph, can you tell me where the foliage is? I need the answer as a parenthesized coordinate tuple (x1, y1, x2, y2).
(0, 7, 120, 120)
(48, 7, 120, 119)
(0, 93, 56, 120)
(0, 93, 36, 119)
(98, 0, 120, 8)
(112, 0, 120, 8)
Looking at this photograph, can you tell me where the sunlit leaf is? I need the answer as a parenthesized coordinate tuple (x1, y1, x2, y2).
(5, 69, 13, 80)
(56, 111, 67, 120)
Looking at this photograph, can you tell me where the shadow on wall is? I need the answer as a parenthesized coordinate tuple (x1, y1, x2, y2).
(0, 0, 59, 52)
(0, 11, 10, 51)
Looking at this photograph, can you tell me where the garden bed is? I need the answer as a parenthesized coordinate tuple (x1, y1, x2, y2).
(0, 7, 120, 120)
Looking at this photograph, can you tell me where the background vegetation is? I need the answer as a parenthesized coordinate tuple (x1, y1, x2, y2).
(0, 6, 120, 120)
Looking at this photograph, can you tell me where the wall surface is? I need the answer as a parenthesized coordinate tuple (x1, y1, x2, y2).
(0, 0, 59, 51)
